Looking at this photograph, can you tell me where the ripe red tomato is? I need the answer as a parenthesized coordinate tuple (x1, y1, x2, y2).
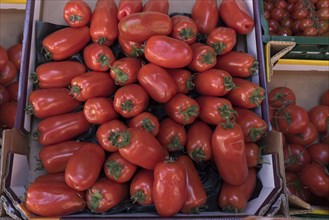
(63, 0, 91, 27)
(285, 171, 311, 201)
(39, 141, 86, 174)
(6, 81, 18, 102)
(303, 27, 318, 36)
(283, 144, 311, 172)
(218, 168, 256, 213)
(130, 169, 154, 206)
(212, 123, 248, 185)
(270, 7, 285, 20)
(27, 88, 81, 119)
(268, 86, 296, 108)
(245, 143, 260, 168)
(178, 155, 207, 214)
(142, 0, 169, 14)
(86, 177, 128, 213)
(96, 119, 127, 152)
(34, 173, 66, 184)
(104, 152, 137, 183)
(118, 35, 144, 58)
(171, 15, 198, 45)
(216, 51, 258, 78)
(207, 27, 237, 55)
(0, 45, 8, 72)
(191, 0, 218, 35)
(36, 111, 91, 146)
(83, 43, 115, 72)
(7, 43, 22, 71)
(268, 19, 280, 33)
(0, 85, 10, 105)
(137, 63, 177, 103)
(188, 42, 217, 72)
(118, 12, 172, 42)
(70, 72, 116, 102)
(157, 118, 187, 152)
(153, 159, 187, 217)
(276, 105, 309, 134)
(127, 112, 160, 136)
(318, 7, 329, 20)
(117, 0, 142, 20)
(33, 61, 86, 89)
(186, 120, 213, 162)
(164, 94, 200, 125)
(286, 123, 318, 146)
(42, 26, 90, 60)
(0, 61, 16, 85)
(321, 89, 329, 106)
(317, 0, 329, 9)
(219, 0, 255, 34)
(166, 68, 194, 94)
(308, 105, 329, 133)
(90, 0, 118, 46)
(275, 0, 288, 9)
(299, 18, 314, 31)
(194, 68, 235, 96)
(196, 96, 235, 125)
(226, 78, 265, 109)
(83, 97, 119, 124)
(0, 102, 17, 128)
(65, 143, 105, 191)
(110, 57, 142, 86)
(307, 143, 329, 165)
(113, 84, 149, 118)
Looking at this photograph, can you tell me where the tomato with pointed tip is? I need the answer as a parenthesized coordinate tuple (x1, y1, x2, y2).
(286, 123, 318, 146)
(207, 27, 236, 55)
(0, 45, 8, 71)
(0, 102, 17, 128)
(171, 15, 198, 45)
(7, 43, 22, 71)
(64, 0, 91, 27)
(188, 43, 217, 72)
(142, 0, 169, 14)
(167, 68, 194, 94)
(83, 97, 119, 124)
(0, 85, 10, 105)
(268, 86, 296, 108)
(83, 43, 115, 72)
(128, 112, 160, 136)
(283, 144, 311, 172)
(276, 105, 309, 134)
(307, 143, 329, 165)
(110, 57, 142, 86)
(117, 0, 142, 20)
(118, 35, 144, 57)
(0, 61, 16, 85)
(308, 105, 329, 133)
(6, 81, 18, 102)
(130, 169, 154, 206)
(191, 0, 218, 35)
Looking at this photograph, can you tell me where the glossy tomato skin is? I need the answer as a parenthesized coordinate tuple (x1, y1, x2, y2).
(37, 111, 91, 146)
(118, 12, 172, 42)
(65, 143, 105, 191)
(207, 27, 237, 55)
(128, 112, 160, 136)
(308, 105, 329, 133)
(218, 168, 256, 213)
(194, 68, 235, 96)
(70, 72, 116, 102)
(164, 94, 200, 125)
(307, 143, 329, 165)
(0, 45, 8, 71)
(216, 51, 258, 78)
(33, 61, 86, 88)
(235, 108, 268, 143)
(219, 0, 255, 34)
(212, 123, 248, 185)
(268, 86, 296, 108)
(171, 15, 198, 45)
(83, 43, 115, 72)
(34, 173, 66, 184)
(0, 102, 17, 128)
(137, 63, 177, 103)
(0, 85, 10, 105)
(130, 169, 154, 205)
(39, 141, 86, 174)
(7, 43, 22, 71)
(286, 123, 318, 146)
(191, 0, 218, 35)
(283, 144, 311, 172)
(42, 26, 90, 60)
(26, 181, 85, 217)
(0, 61, 16, 85)
(86, 177, 128, 213)
(118, 35, 144, 57)
(90, 0, 118, 46)
(196, 96, 235, 125)
(142, 0, 169, 14)
(145, 35, 193, 69)
(110, 57, 142, 86)
(277, 105, 309, 134)
(320, 89, 329, 106)
(167, 68, 194, 94)
(64, 0, 91, 27)
(178, 155, 207, 214)
(6, 81, 18, 102)
(245, 143, 259, 168)
(157, 118, 187, 152)
(227, 78, 265, 109)
(117, 0, 142, 20)
(153, 160, 187, 217)
(27, 88, 81, 119)
(96, 119, 127, 152)
(113, 84, 149, 118)
(104, 152, 137, 183)
(188, 42, 217, 72)
(83, 97, 119, 124)
(186, 120, 212, 162)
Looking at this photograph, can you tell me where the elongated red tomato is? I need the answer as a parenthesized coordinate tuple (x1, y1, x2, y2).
(26, 88, 81, 119)
(286, 123, 318, 146)
(63, 0, 92, 27)
(171, 15, 198, 45)
(117, 0, 142, 20)
(219, 0, 255, 34)
(138, 63, 177, 103)
(212, 123, 248, 185)
(7, 43, 22, 71)
(118, 35, 144, 58)
(276, 105, 309, 134)
(65, 143, 105, 191)
(83, 97, 119, 124)
(130, 169, 154, 206)
(42, 26, 90, 60)
(128, 112, 160, 136)
(0, 85, 10, 105)
(32, 61, 86, 88)
(283, 144, 311, 172)
(0, 45, 8, 71)
(144, 35, 193, 69)
(308, 105, 329, 133)
(70, 72, 116, 102)
(153, 159, 187, 217)
(142, 0, 169, 14)
(167, 68, 194, 94)
(86, 177, 128, 213)
(245, 143, 260, 168)
(0, 61, 16, 85)
(34, 173, 65, 184)
(83, 43, 115, 72)
(6, 81, 18, 102)
(39, 141, 86, 174)
(118, 12, 172, 42)
(191, 0, 219, 35)
(90, 0, 118, 46)
(36, 111, 91, 146)
(110, 57, 142, 86)
(0, 102, 17, 128)
(188, 42, 217, 72)
(207, 27, 236, 55)
(186, 120, 212, 162)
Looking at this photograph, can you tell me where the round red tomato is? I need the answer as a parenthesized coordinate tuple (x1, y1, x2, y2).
(0, 102, 17, 128)
(117, 0, 142, 20)
(127, 112, 160, 136)
(142, 0, 169, 14)
(0, 45, 8, 72)
(283, 144, 311, 172)
(110, 57, 142, 86)
(188, 42, 217, 72)
(83, 97, 119, 124)
(191, 0, 218, 35)
(118, 35, 144, 58)
(130, 169, 154, 206)
(276, 105, 309, 134)
(0, 85, 10, 105)
(321, 89, 329, 106)
(171, 15, 198, 45)
(64, 0, 92, 27)
(268, 86, 296, 108)
(6, 81, 18, 102)
(7, 43, 22, 71)
(166, 68, 194, 94)
(307, 143, 329, 165)
(308, 105, 329, 133)
(83, 43, 115, 72)
(0, 61, 16, 85)
(207, 27, 236, 55)
(286, 123, 318, 146)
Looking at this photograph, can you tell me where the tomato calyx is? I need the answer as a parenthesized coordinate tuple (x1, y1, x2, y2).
(121, 100, 134, 113)
(250, 61, 259, 75)
(190, 147, 206, 162)
(249, 126, 267, 142)
(43, 47, 52, 60)
(70, 85, 82, 97)
(97, 37, 108, 45)
(270, 86, 294, 106)
(218, 104, 237, 128)
(168, 136, 184, 151)
(130, 45, 144, 58)
(179, 28, 196, 41)
(108, 131, 120, 146)
(131, 189, 146, 204)
(111, 66, 129, 84)
(97, 54, 112, 68)
(25, 104, 35, 115)
(284, 145, 304, 168)
(30, 72, 38, 84)
(201, 51, 216, 64)
(211, 42, 226, 55)
(186, 74, 195, 91)
(222, 204, 243, 213)
(141, 118, 155, 133)
(88, 189, 102, 213)
(179, 105, 199, 124)
(189, 205, 208, 214)
(224, 76, 236, 91)
(115, 130, 132, 148)
(250, 88, 265, 107)
(69, 14, 83, 22)
(106, 160, 122, 180)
